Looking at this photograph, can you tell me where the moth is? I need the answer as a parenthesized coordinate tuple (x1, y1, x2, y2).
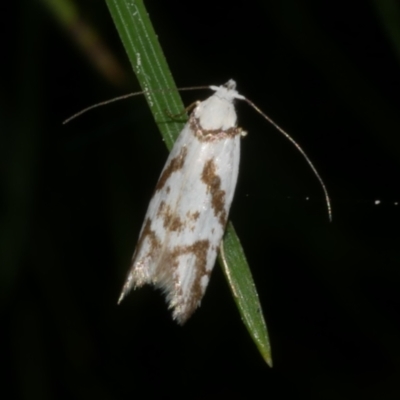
(117, 80, 331, 324)
(118, 80, 244, 324)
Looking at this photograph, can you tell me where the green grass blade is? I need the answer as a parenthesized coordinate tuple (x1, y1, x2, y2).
(105, 0, 185, 149)
(105, 0, 272, 365)
(220, 223, 273, 366)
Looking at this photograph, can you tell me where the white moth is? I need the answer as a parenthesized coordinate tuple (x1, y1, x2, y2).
(118, 80, 244, 324)
(117, 79, 331, 324)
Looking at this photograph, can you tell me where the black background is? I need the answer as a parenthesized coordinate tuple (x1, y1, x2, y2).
(3, 0, 400, 398)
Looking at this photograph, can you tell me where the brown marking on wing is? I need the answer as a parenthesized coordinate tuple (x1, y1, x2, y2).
(156, 201, 185, 233)
(186, 210, 200, 221)
(155, 146, 187, 192)
(163, 208, 184, 232)
(172, 239, 211, 324)
(201, 159, 227, 226)
(156, 200, 166, 218)
(191, 210, 200, 220)
(189, 114, 242, 142)
(185, 210, 200, 231)
(121, 218, 162, 293)
(155, 239, 212, 324)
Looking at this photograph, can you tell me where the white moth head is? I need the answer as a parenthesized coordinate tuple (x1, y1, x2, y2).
(209, 80, 245, 102)
(194, 80, 245, 131)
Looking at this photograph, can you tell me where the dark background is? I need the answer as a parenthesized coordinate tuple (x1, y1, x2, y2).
(3, 0, 400, 398)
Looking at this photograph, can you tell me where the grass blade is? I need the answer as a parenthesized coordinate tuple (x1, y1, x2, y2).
(220, 223, 272, 366)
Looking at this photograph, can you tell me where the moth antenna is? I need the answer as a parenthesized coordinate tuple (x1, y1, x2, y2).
(63, 91, 147, 124)
(63, 86, 210, 125)
(244, 97, 332, 222)
(175, 85, 209, 92)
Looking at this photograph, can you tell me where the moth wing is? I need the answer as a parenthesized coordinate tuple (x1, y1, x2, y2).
(120, 122, 241, 324)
